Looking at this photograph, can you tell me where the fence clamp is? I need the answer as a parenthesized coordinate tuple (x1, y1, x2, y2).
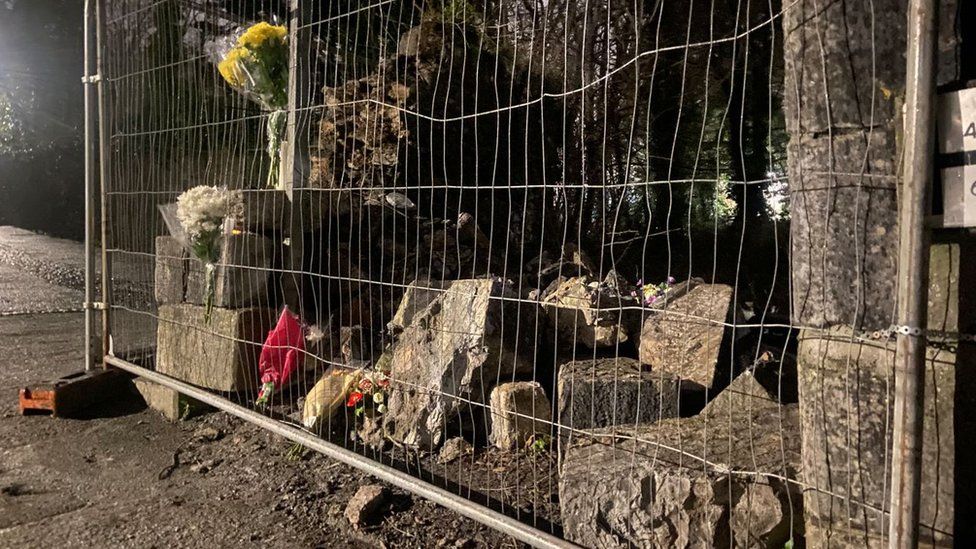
(81, 74, 102, 84)
(84, 301, 108, 311)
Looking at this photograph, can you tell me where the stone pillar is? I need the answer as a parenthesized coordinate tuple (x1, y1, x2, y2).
(796, 244, 972, 547)
(783, 0, 904, 331)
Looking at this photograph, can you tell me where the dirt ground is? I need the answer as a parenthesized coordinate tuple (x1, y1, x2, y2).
(0, 312, 536, 548)
(0, 227, 537, 548)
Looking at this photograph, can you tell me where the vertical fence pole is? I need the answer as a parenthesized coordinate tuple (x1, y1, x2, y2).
(83, 0, 97, 370)
(888, 0, 937, 546)
(95, 0, 113, 360)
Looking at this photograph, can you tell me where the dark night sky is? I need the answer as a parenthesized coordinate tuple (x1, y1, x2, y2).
(0, 0, 85, 240)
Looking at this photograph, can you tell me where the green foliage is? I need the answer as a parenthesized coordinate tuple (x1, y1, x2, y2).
(285, 443, 311, 461)
(686, 174, 738, 230)
(527, 435, 551, 454)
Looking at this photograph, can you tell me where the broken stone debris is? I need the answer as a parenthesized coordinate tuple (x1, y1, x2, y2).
(383, 277, 540, 449)
(344, 484, 389, 527)
(639, 283, 733, 390)
(489, 382, 552, 451)
(438, 437, 474, 464)
(559, 372, 801, 548)
(387, 279, 450, 334)
(541, 270, 641, 349)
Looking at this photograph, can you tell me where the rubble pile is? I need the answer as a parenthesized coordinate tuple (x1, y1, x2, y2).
(148, 18, 819, 549)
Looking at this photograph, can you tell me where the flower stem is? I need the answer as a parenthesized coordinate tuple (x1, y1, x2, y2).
(204, 262, 216, 323)
(266, 110, 287, 189)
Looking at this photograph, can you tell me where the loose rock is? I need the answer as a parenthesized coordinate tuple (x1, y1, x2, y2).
(154, 236, 186, 304)
(489, 382, 552, 451)
(438, 437, 474, 464)
(156, 304, 275, 392)
(344, 484, 389, 528)
(541, 270, 641, 349)
(556, 357, 693, 440)
(559, 372, 802, 548)
(639, 283, 733, 390)
(383, 278, 540, 449)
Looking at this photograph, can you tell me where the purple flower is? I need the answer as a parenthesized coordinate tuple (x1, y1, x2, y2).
(666, 276, 676, 285)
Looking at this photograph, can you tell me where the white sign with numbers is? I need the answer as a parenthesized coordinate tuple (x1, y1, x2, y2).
(936, 87, 976, 227)
(939, 165, 976, 227)
(938, 87, 976, 154)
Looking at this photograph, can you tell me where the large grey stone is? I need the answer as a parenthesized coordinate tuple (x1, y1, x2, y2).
(154, 236, 187, 304)
(782, 0, 901, 333)
(133, 377, 210, 421)
(782, 0, 960, 332)
(639, 284, 732, 390)
(185, 232, 274, 309)
(797, 328, 955, 547)
(556, 357, 688, 440)
(387, 279, 450, 334)
(156, 304, 274, 392)
(559, 372, 802, 548)
(489, 381, 552, 450)
(928, 243, 963, 333)
(541, 271, 641, 349)
(383, 278, 540, 449)
(786, 129, 899, 331)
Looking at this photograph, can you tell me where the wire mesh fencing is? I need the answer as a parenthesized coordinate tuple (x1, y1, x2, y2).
(97, 0, 966, 547)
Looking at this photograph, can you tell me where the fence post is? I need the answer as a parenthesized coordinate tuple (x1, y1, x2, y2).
(95, 0, 113, 361)
(83, 0, 97, 370)
(888, 0, 937, 546)
(281, 0, 311, 314)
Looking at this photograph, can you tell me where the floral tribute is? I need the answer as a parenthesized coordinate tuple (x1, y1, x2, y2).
(633, 276, 676, 307)
(346, 370, 391, 418)
(216, 22, 289, 189)
(256, 307, 305, 407)
(175, 185, 242, 322)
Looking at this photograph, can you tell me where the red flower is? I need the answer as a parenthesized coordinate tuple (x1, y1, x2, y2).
(346, 391, 364, 407)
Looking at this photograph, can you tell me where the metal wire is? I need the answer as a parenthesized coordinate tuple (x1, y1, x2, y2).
(93, 0, 951, 546)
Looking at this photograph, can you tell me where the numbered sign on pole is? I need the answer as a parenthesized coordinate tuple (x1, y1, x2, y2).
(937, 87, 976, 227)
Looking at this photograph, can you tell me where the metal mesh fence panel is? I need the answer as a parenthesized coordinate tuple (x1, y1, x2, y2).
(96, 0, 964, 546)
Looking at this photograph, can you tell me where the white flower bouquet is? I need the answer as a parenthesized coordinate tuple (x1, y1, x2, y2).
(175, 186, 243, 322)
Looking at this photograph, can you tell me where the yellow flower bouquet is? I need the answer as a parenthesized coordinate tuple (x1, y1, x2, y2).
(216, 22, 289, 189)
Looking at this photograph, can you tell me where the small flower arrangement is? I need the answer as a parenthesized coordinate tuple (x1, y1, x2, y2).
(216, 22, 289, 189)
(633, 276, 676, 307)
(346, 370, 391, 418)
(175, 186, 243, 322)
